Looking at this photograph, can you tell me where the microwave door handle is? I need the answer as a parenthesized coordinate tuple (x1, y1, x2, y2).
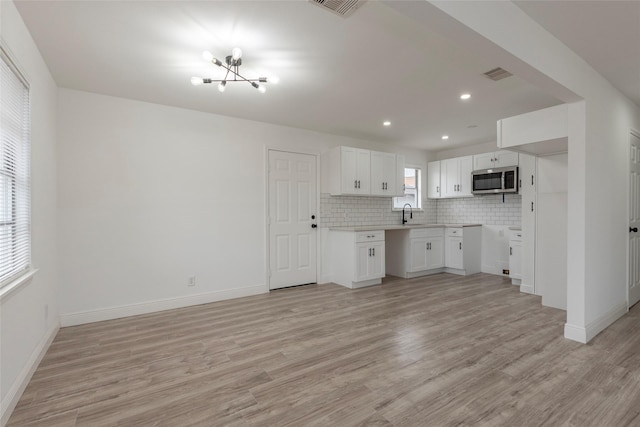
(501, 172, 505, 190)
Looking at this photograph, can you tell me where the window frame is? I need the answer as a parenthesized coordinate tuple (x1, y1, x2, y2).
(393, 165, 423, 211)
(0, 45, 32, 292)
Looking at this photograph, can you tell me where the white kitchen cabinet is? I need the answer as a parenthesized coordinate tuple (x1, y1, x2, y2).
(329, 146, 370, 196)
(386, 227, 445, 278)
(441, 156, 473, 198)
(497, 104, 568, 155)
(396, 154, 405, 197)
(473, 150, 519, 170)
(427, 161, 441, 199)
(509, 229, 523, 283)
(329, 230, 385, 288)
(355, 240, 385, 282)
(444, 226, 481, 275)
(328, 146, 403, 197)
(371, 151, 397, 196)
(519, 153, 537, 294)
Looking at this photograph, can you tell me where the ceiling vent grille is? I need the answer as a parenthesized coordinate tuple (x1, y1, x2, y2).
(484, 67, 513, 81)
(309, 0, 367, 18)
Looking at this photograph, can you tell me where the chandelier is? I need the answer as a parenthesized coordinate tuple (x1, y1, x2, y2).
(190, 48, 276, 93)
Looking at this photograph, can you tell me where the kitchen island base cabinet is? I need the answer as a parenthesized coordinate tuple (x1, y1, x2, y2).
(444, 226, 481, 276)
(386, 228, 445, 279)
(329, 230, 385, 289)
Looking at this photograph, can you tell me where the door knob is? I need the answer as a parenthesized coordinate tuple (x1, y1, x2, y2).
(631, 227, 638, 233)
(311, 224, 317, 228)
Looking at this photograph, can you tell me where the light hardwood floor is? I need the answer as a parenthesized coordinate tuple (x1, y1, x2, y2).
(8, 273, 640, 426)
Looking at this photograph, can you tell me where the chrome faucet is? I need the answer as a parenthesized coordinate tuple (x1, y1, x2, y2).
(402, 203, 413, 225)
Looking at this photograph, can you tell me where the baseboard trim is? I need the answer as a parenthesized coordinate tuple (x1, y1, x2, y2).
(564, 301, 628, 344)
(520, 284, 534, 294)
(585, 302, 628, 342)
(60, 285, 268, 327)
(1, 321, 59, 426)
(564, 323, 587, 343)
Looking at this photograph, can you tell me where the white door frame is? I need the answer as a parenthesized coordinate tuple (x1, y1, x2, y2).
(628, 129, 640, 308)
(265, 147, 321, 291)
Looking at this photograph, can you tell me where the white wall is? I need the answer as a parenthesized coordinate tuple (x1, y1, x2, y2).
(57, 88, 427, 324)
(0, 1, 60, 423)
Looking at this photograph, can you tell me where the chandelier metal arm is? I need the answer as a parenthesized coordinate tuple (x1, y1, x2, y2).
(192, 48, 271, 92)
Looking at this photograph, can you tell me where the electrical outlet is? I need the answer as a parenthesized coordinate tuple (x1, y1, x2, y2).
(188, 276, 196, 286)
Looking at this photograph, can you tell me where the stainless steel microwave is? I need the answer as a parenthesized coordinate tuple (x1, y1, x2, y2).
(471, 166, 518, 195)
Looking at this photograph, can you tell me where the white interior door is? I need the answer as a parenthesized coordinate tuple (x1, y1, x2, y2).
(269, 150, 317, 290)
(629, 133, 640, 307)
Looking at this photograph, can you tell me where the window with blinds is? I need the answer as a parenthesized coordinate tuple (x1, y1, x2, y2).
(0, 48, 31, 288)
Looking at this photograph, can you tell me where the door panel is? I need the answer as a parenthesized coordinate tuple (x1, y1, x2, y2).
(269, 151, 317, 289)
(630, 134, 640, 306)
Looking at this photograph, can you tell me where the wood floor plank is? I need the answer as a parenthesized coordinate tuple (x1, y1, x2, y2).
(8, 273, 640, 426)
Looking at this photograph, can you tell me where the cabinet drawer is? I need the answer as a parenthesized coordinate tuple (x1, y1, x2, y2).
(409, 227, 444, 238)
(446, 227, 463, 237)
(355, 230, 385, 243)
(510, 230, 523, 241)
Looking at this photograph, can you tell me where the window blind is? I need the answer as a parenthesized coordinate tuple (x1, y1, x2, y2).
(0, 48, 31, 288)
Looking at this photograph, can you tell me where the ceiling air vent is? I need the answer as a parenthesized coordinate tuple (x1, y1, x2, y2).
(309, 0, 367, 18)
(484, 67, 513, 81)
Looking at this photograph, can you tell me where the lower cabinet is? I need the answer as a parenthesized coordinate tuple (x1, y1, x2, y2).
(330, 230, 385, 288)
(355, 240, 385, 282)
(386, 227, 445, 278)
(509, 229, 523, 284)
(444, 227, 481, 275)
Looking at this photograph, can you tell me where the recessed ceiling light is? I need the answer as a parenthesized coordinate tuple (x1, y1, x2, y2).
(383, 121, 391, 127)
(460, 93, 471, 100)
(442, 135, 449, 140)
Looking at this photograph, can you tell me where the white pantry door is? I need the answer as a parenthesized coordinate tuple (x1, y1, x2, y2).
(268, 150, 317, 290)
(630, 133, 640, 307)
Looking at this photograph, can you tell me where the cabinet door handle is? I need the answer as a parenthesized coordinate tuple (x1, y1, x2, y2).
(531, 201, 534, 212)
(436, 186, 439, 193)
(459, 242, 462, 250)
(354, 180, 357, 189)
(372, 247, 375, 256)
(368, 248, 371, 256)
(510, 247, 513, 255)
(532, 175, 534, 186)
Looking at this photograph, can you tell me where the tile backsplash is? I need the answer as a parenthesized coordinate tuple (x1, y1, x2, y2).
(319, 193, 520, 227)
(319, 193, 435, 228)
(436, 194, 521, 226)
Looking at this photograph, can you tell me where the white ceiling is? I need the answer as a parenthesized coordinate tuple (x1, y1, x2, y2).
(515, 0, 640, 109)
(14, 1, 637, 151)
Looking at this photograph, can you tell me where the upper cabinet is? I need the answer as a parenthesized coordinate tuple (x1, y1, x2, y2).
(328, 146, 403, 197)
(427, 161, 441, 199)
(371, 151, 398, 196)
(331, 146, 370, 195)
(441, 156, 473, 198)
(473, 150, 519, 170)
(497, 104, 568, 155)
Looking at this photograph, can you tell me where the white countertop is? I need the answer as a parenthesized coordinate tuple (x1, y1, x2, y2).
(329, 223, 482, 231)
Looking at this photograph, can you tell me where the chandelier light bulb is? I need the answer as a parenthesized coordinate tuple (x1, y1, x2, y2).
(460, 93, 471, 100)
(269, 76, 280, 84)
(191, 76, 204, 86)
(231, 47, 243, 60)
(258, 84, 267, 93)
(218, 81, 227, 92)
(202, 51, 214, 62)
